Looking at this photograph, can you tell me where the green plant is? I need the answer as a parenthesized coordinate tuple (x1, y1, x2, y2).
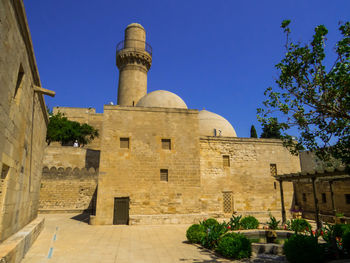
(186, 224, 206, 244)
(266, 214, 280, 230)
(200, 218, 219, 229)
(228, 215, 242, 230)
(240, 216, 259, 230)
(290, 218, 311, 233)
(46, 112, 99, 146)
(250, 125, 258, 138)
(216, 233, 251, 259)
(201, 222, 228, 249)
(284, 234, 324, 263)
(258, 21, 350, 168)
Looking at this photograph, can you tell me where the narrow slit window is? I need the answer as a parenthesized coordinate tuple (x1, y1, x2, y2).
(161, 139, 171, 150)
(223, 155, 230, 167)
(270, 164, 277, 176)
(14, 64, 24, 98)
(322, 193, 327, 203)
(1, 164, 10, 180)
(120, 138, 129, 149)
(223, 192, 233, 213)
(160, 169, 168, 182)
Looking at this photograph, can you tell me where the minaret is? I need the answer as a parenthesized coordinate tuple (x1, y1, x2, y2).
(116, 23, 152, 106)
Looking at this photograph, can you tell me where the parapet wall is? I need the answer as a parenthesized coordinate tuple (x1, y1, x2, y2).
(39, 166, 98, 213)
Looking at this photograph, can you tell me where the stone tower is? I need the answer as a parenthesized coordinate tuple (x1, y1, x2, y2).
(116, 23, 152, 106)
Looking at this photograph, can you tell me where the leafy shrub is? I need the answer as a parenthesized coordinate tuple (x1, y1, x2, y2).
(216, 233, 251, 259)
(290, 218, 311, 233)
(240, 216, 259, 230)
(201, 222, 228, 249)
(228, 215, 242, 230)
(266, 214, 280, 230)
(284, 234, 323, 263)
(200, 218, 219, 229)
(186, 224, 206, 243)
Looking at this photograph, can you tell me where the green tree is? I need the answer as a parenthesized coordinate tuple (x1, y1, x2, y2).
(250, 125, 258, 138)
(260, 118, 282, 139)
(258, 21, 350, 168)
(46, 112, 99, 146)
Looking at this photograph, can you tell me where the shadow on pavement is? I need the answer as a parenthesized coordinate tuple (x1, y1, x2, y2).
(70, 213, 90, 224)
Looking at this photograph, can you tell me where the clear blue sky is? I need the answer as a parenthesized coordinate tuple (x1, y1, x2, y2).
(24, 0, 349, 138)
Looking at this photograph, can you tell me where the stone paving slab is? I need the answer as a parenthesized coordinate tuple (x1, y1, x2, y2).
(22, 214, 238, 263)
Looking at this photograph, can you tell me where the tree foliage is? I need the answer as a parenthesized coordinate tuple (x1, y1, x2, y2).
(258, 21, 350, 168)
(46, 112, 99, 146)
(250, 125, 258, 138)
(260, 118, 282, 139)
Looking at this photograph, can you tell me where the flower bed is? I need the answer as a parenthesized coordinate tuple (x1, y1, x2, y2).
(185, 214, 350, 262)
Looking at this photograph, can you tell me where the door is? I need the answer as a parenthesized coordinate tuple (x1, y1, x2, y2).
(113, 197, 129, 225)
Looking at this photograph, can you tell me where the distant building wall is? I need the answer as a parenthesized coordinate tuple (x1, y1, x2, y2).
(295, 151, 350, 222)
(43, 146, 100, 170)
(0, 0, 49, 244)
(39, 166, 98, 213)
(200, 137, 300, 219)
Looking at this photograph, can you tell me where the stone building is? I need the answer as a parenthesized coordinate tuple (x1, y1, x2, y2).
(0, 0, 54, 261)
(41, 23, 300, 225)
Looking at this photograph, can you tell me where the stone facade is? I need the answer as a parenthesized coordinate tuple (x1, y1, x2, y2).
(40, 22, 302, 225)
(200, 137, 299, 217)
(39, 166, 98, 213)
(0, 0, 54, 261)
(92, 106, 201, 225)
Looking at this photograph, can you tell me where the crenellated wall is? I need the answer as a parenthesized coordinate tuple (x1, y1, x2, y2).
(39, 166, 98, 213)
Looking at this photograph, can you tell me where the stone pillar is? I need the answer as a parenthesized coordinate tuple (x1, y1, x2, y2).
(116, 23, 152, 106)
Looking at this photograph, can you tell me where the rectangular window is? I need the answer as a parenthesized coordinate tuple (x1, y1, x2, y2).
(270, 164, 277, 176)
(302, 193, 307, 202)
(223, 155, 230, 167)
(120, 138, 129, 149)
(160, 169, 168, 182)
(345, 194, 350, 204)
(322, 193, 327, 203)
(223, 191, 233, 213)
(161, 139, 171, 150)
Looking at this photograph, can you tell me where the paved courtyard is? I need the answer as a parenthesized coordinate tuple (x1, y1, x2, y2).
(22, 213, 238, 263)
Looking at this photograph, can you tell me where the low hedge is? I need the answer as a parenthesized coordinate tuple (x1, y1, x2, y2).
(240, 216, 259, 230)
(216, 233, 251, 259)
(186, 224, 206, 243)
(284, 234, 323, 263)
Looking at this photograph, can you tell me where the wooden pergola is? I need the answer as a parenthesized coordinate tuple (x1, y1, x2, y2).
(274, 167, 349, 229)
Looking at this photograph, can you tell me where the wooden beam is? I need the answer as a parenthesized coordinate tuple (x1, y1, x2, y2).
(329, 181, 337, 220)
(279, 180, 286, 224)
(311, 177, 322, 229)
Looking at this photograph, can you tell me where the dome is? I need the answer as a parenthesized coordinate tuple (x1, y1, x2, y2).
(126, 23, 145, 30)
(198, 110, 237, 137)
(136, 90, 188, 109)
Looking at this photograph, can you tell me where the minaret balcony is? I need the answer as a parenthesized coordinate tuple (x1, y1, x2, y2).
(116, 40, 152, 56)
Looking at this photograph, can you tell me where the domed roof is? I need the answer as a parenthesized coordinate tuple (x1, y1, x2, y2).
(136, 90, 188, 109)
(198, 110, 237, 137)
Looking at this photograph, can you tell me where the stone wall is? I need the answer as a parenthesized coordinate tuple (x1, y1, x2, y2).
(39, 166, 98, 213)
(0, 0, 49, 245)
(200, 137, 301, 220)
(43, 146, 100, 170)
(93, 106, 201, 225)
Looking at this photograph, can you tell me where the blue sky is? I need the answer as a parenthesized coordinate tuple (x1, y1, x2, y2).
(24, 0, 349, 138)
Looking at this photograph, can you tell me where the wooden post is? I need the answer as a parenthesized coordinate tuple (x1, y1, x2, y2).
(329, 180, 337, 221)
(279, 180, 286, 224)
(311, 177, 322, 229)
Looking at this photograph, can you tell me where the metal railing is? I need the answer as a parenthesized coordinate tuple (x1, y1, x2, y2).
(116, 39, 152, 56)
